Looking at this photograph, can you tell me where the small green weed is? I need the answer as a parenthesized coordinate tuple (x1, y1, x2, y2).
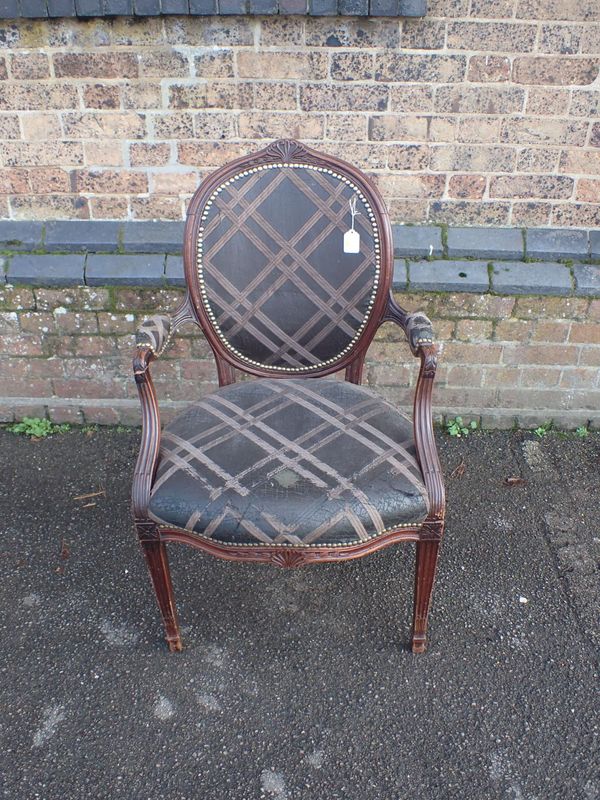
(575, 425, 589, 439)
(8, 417, 70, 439)
(446, 417, 478, 438)
(533, 421, 553, 438)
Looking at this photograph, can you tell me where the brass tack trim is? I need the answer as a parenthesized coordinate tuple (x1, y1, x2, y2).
(157, 520, 424, 549)
(196, 162, 381, 374)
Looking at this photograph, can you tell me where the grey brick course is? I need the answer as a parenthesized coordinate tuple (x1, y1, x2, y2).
(188, 0, 217, 11)
(526, 228, 589, 262)
(339, 0, 368, 14)
(134, 0, 161, 12)
(7, 0, 426, 13)
(309, 0, 337, 12)
(218, 0, 247, 11)
(160, 0, 189, 11)
(165, 255, 185, 287)
(573, 264, 600, 297)
(409, 260, 490, 292)
(249, 0, 277, 11)
(279, 0, 307, 11)
(48, 0, 76, 12)
(391, 259, 408, 291)
(398, 0, 426, 14)
(0, 221, 43, 251)
(74, 0, 103, 14)
(0, 0, 19, 14)
(8, 254, 85, 286)
(370, 0, 398, 12)
(447, 227, 524, 260)
(491, 262, 572, 296)
(392, 225, 443, 258)
(86, 255, 165, 287)
(121, 221, 185, 255)
(590, 231, 600, 260)
(102, 0, 133, 11)
(45, 221, 122, 253)
(19, 0, 47, 15)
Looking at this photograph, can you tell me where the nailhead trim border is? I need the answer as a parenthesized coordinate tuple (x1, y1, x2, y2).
(196, 162, 381, 374)
(157, 519, 423, 548)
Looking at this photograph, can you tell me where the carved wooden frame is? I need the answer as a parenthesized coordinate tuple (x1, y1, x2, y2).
(132, 139, 445, 655)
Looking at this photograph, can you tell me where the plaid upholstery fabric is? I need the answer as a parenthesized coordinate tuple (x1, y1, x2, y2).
(136, 315, 171, 356)
(148, 379, 429, 547)
(197, 164, 380, 373)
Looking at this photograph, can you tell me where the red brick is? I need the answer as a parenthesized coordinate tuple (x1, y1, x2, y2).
(0, 378, 54, 396)
(447, 21, 537, 52)
(10, 53, 50, 79)
(375, 54, 466, 84)
(569, 323, 600, 344)
(130, 196, 183, 220)
(467, 55, 511, 83)
(0, 168, 29, 194)
(83, 84, 121, 110)
(11, 195, 89, 220)
(129, 143, 172, 167)
(62, 113, 146, 140)
(35, 287, 110, 312)
(29, 169, 71, 195)
(54, 53, 139, 79)
(52, 379, 128, 399)
(576, 179, 600, 203)
(90, 197, 129, 219)
(448, 174, 486, 199)
(513, 57, 599, 86)
(47, 405, 84, 424)
(490, 174, 574, 199)
(503, 344, 579, 366)
(0, 334, 44, 356)
(74, 169, 148, 194)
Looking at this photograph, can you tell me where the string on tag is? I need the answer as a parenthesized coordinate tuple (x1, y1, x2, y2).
(343, 195, 361, 254)
(349, 195, 361, 231)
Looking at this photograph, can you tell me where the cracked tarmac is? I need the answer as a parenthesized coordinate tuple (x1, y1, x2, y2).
(0, 427, 598, 800)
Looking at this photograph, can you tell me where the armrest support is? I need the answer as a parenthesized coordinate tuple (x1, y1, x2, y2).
(413, 345, 445, 520)
(381, 291, 445, 521)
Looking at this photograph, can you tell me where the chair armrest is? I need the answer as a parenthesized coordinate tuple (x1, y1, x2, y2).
(405, 312, 434, 355)
(382, 292, 435, 357)
(135, 314, 173, 357)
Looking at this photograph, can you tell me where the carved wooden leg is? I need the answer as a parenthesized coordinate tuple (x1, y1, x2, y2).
(139, 537, 183, 653)
(411, 539, 441, 654)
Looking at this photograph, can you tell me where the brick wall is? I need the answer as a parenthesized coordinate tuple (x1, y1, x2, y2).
(1, 3, 599, 228)
(2, 283, 600, 429)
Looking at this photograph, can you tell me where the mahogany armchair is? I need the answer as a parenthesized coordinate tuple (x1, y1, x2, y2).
(132, 140, 445, 654)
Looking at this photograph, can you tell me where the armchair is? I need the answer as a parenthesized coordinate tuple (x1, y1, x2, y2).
(131, 139, 445, 654)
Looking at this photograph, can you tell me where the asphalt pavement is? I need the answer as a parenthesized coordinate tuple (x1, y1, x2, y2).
(0, 427, 598, 800)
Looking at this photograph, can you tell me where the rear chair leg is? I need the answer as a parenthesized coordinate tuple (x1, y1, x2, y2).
(412, 539, 441, 654)
(139, 535, 183, 652)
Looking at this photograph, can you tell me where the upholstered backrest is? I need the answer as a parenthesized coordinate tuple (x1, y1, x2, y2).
(184, 140, 393, 377)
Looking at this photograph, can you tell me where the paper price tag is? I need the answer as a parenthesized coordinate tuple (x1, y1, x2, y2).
(343, 229, 361, 253)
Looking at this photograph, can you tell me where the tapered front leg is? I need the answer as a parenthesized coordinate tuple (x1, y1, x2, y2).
(411, 539, 441, 654)
(139, 534, 182, 652)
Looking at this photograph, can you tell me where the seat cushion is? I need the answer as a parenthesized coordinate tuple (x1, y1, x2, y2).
(148, 378, 429, 548)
